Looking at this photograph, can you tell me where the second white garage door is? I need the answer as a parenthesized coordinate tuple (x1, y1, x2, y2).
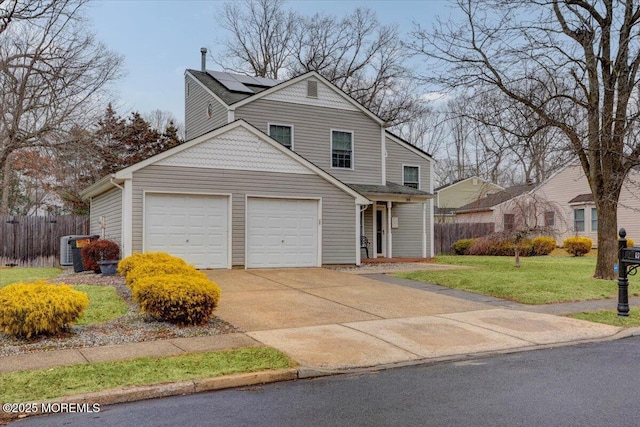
(246, 198, 319, 268)
(144, 193, 229, 269)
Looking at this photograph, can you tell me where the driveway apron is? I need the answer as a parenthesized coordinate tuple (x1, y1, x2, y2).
(206, 269, 621, 370)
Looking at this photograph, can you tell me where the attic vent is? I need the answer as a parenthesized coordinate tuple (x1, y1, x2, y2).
(307, 80, 318, 98)
(472, 178, 478, 185)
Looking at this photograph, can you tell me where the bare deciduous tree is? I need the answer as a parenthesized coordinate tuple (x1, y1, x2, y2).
(143, 109, 185, 140)
(0, 0, 59, 34)
(0, 0, 123, 214)
(217, 0, 295, 79)
(411, 0, 640, 279)
(216, 1, 426, 126)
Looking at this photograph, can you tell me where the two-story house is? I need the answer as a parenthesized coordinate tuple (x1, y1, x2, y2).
(81, 49, 434, 268)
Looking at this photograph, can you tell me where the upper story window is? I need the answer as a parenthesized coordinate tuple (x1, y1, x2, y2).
(403, 166, 420, 189)
(206, 102, 214, 119)
(269, 124, 293, 149)
(591, 207, 598, 232)
(331, 130, 353, 169)
(574, 208, 585, 232)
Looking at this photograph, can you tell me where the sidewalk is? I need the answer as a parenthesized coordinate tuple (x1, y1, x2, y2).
(1, 268, 638, 421)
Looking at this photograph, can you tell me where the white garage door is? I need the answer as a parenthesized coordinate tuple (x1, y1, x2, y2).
(144, 193, 228, 268)
(246, 198, 319, 268)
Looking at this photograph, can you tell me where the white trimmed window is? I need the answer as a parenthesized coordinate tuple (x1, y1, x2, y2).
(591, 207, 598, 232)
(269, 124, 293, 149)
(403, 166, 420, 189)
(331, 130, 353, 169)
(574, 208, 585, 232)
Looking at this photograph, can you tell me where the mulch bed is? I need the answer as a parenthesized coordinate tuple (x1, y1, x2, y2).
(0, 270, 239, 357)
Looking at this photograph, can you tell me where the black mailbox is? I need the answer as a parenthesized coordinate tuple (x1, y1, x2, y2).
(620, 247, 640, 264)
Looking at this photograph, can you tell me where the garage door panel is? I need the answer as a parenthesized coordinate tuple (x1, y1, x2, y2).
(144, 193, 228, 269)
(247, 198, 319, 268)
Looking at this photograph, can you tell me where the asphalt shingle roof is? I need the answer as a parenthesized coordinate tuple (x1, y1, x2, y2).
(456, 183, 536, 213)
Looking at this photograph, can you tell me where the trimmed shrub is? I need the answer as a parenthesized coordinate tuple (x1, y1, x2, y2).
(532, 236, 556, 255)
(117, 252, 187, 277)
(125, 259, 206, 291)
(518, 238, 534, 257)
(452, 238, 475, 255)
(132, 274, 221, 325)
(563, 236, 593, 256)
(0, 281, 89, 338)
(627, 238, 635, 248)
(81, 239, 120, 273)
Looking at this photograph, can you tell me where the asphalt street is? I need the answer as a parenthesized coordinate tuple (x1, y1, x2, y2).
(15, 336, 640, 427)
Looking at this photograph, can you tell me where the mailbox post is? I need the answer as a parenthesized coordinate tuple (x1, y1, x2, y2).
(617, 228, 640, 317)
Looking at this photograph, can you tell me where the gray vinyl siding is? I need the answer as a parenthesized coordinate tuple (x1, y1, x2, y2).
(385, 138, 432, 257)
(385, 137, 431, 190)
(391, 203, 425, 257)
(131, 165, 356, 265)
(90, 187, 122, 245)
(185, 75, 227, 141)
(236, 99, 383, 185)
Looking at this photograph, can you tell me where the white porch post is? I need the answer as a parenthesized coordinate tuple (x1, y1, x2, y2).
(372, 202, 378, 258)
(355, 204, 361, 266)
(387, 201, 392, 259)
(122, 179, 133, 257)
(423, 202, 427, 258)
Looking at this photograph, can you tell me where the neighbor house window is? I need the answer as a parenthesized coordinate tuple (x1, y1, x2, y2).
(545, 211, 555, 227)
(332, 130, 353, 168)
(269, 124, 293, 149)
(574, 208, 585, 232)
(403, 166, 420, 189)
(591, 207, 598, 232)
(504, 214, 515, 231)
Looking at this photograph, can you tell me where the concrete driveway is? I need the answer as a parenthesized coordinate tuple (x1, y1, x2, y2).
(206, 268, 621, 370)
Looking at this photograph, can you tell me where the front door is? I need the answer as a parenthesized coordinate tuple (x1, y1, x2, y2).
(376, 207, 386, 256)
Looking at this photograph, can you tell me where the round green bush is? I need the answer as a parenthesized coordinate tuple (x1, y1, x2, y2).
(132, 274, 221, 325)
(0, 281, 89, 338)
(452, 238, 475, 255)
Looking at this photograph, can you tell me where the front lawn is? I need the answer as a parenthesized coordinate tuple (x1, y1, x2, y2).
(0, 267, 61, 288)
(569, 308, 640, 327)
(74, 284, 129, 326)
(396, 255, 634, 305)
(0, 347, 293, 402)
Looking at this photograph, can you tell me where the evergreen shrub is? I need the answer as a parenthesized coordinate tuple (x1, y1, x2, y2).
(0, 281, 89, 338)
(563, 236, 593, 256)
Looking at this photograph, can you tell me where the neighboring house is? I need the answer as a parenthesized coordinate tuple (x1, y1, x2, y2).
(455, 183, 537, 230)
(455, 160, 640, 246)
(434, 176, 503, 223)
(81, 51, 434, 268)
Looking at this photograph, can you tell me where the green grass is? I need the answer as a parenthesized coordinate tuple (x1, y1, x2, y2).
(73, 285, 129, 326)
(0, 267, 61, 288)
(569, 308, 640, 327)
(396, 255, 635, 305)
(0, 347, 293, 402)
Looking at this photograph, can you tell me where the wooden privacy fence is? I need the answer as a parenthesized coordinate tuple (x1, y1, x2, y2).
(0, 216, 90, 267)
(434, 222, 495, 255)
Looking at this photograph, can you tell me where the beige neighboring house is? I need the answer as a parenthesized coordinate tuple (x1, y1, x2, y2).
(454, 183, 538, 229)
(531, 161, 640, 246)
(455, 160, 640, 246)
(434, 177, 503, 223)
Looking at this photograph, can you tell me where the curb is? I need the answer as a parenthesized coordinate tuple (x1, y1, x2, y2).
(0, 368, 298, 423)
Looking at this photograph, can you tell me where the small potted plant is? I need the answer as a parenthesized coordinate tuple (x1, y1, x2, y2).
(80, 239, 121, 275)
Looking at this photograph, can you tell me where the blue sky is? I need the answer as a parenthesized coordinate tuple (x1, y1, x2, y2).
(86, 0, 452, 123)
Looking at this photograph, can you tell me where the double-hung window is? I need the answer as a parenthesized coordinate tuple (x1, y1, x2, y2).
(331, 130, 353, 169)
(403, 166, 420, 189)
(544, 211, 555, 227)
(574, 208, 585, 232)
(269, 124, 293, 149)
(591, 207, 598, 232)
(504, 214, 515, 231)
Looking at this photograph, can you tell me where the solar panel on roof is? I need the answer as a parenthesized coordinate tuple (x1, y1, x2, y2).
(206, 70, 254, 93)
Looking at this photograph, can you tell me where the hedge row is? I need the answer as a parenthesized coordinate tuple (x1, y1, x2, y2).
(118, 252, 221, 325)
(452, 236, 557, 257)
